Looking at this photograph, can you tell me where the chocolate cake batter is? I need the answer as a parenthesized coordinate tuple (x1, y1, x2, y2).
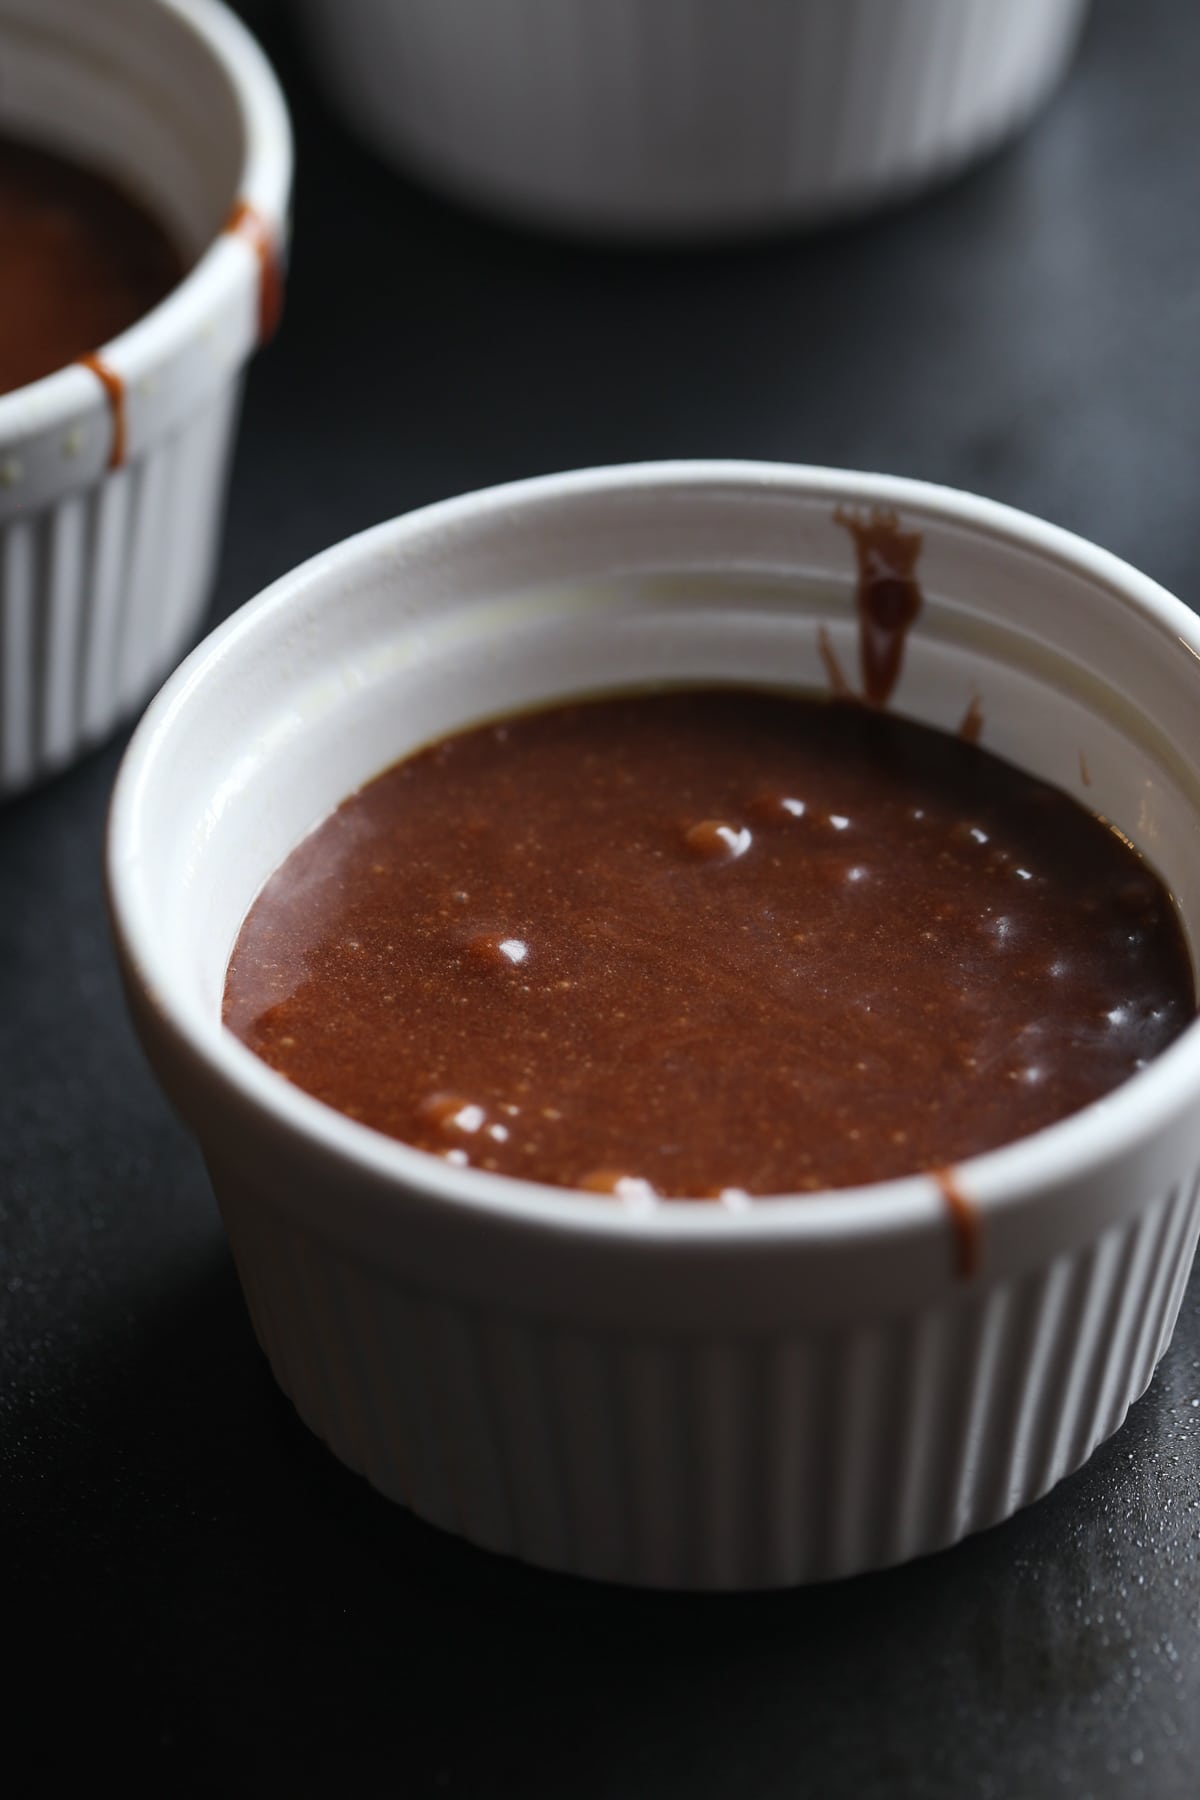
(0, 134, 182, 395)
(223, 691, 1194, 1200)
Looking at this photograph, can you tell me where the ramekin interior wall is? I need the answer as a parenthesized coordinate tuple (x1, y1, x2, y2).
(130, 475, 1200, 1024)
(0, 0, 244, 255)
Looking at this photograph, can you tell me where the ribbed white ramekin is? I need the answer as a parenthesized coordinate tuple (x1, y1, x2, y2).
(299, 0, 1088, 238)
(0, 0, 291, 798)
(107, 463, 1200, 1588)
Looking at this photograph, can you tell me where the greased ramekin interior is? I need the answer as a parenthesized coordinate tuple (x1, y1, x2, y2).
(108, 463, 1200, 1294)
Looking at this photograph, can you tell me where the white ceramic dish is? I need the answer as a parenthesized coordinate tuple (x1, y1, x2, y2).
(0, 0, 292, 797)
(300, 0, 1088, 240)
(108, 461, 1200, 1590)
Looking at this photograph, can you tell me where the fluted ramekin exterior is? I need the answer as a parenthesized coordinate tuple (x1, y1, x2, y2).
(301, 0, 1089, 238)
(0, 384, 241, 792)
(217, 1163, 1200, 1588)
(0, 0, 291, 797)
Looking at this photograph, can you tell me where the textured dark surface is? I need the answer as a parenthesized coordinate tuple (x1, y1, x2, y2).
(3, 1, 1200, 1792)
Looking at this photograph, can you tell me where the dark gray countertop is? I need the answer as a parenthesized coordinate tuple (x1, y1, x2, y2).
(4, 2, 1200, 1792)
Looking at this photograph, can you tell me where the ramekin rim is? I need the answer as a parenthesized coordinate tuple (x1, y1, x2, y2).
(106, 459, 1200, 1247)
(0, 0, 293, 446)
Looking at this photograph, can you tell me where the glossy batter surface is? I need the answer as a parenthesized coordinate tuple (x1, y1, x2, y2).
(223, 691, 1194, 1198)
(0, 135, 182, 395)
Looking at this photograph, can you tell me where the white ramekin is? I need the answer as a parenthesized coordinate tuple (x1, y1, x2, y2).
(299, 0, 1088, 239)
(107, 462, 1200, 1589)
(0, 0, 291, 798)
